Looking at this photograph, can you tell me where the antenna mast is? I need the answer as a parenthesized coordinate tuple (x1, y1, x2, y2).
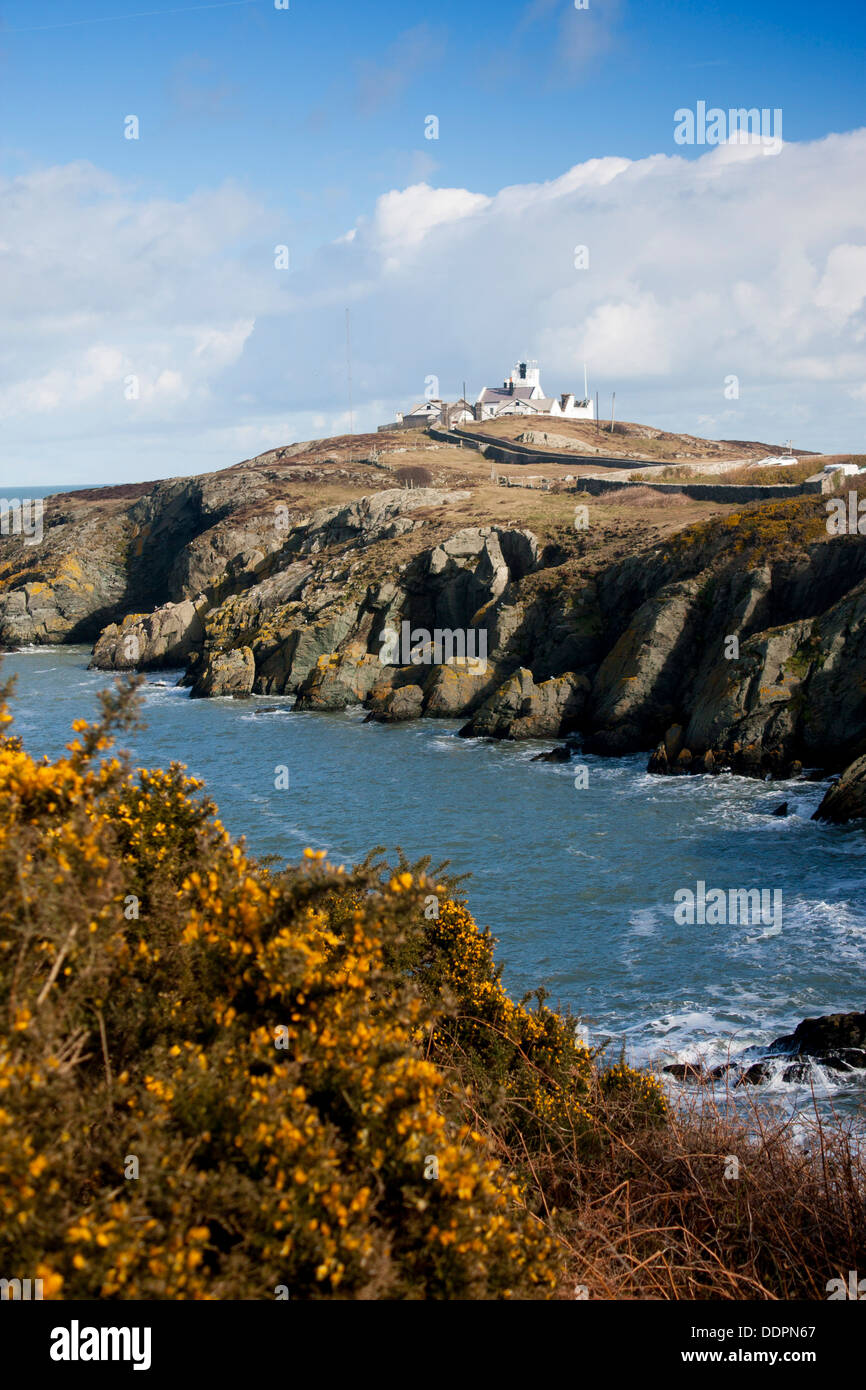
(345, 307, 354, 436)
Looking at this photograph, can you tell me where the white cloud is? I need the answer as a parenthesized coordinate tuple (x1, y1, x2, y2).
(814, 244, 866, 323)
(3, 130, 866, 485)
(368, 183, 492, 252)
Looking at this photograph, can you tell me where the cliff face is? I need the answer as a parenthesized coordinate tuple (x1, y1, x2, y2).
(3, 440, 865, 776)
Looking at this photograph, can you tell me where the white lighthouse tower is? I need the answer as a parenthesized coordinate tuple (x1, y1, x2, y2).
(511, 359, 541, 391)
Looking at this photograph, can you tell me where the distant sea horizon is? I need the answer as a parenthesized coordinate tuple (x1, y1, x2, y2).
(1, 483, 109, 500)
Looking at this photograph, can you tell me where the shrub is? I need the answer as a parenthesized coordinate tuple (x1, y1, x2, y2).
(0, 678, 563, 1299)
(392, 465, 434, 489)
(3, 673, 863, 1302)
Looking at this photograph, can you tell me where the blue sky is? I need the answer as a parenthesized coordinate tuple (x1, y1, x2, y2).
(1, 0, 865, 483)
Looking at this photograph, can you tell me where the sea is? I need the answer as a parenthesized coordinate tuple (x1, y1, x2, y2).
(5, 642, 866, 1122)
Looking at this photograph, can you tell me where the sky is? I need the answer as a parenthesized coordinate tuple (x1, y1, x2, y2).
(1, 0, 865, 485)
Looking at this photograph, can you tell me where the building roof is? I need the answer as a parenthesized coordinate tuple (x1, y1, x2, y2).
(477, 386, 537, 404)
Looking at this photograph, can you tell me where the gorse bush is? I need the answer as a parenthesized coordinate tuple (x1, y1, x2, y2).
(4, 673, 864, 1302)
(0, 674, 663, 1300)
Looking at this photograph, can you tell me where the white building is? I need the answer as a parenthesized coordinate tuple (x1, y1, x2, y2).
(476, 360, 594, 422)
(393, 397, 475, 429)
(394, 399, 444, 426)
(388, 360, 594, 432)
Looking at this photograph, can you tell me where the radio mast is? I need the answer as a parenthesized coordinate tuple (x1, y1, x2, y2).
(345, 308, 354, 435)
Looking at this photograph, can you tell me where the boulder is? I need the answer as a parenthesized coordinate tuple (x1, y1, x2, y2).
(422, 659, 503, 718)
(782, 1063, 812, 1084)
(531, 745, 572, 763)
(709, 1062, 741, 1081)
(812, 754, 866, 823)
(662, 1063, 705, 1083)
(90, 597, 207, 670)
(294, 651, 384, 711)
(769, 1010, 866, 1058)
(366, 684, 424, 723)
(190, 646, 255, 698)
(458, 668, 589, 740)
(736, 1062, 773, 1086)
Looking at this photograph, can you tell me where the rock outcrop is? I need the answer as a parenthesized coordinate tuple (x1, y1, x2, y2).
(812, 755, 866, 823)
(294, 650, 385, 712)
(0, 504, 131, 644)
(366, 684, 425, 722)
(769, 1010, 866, 1059)
(190, 646, 255, 699)
(179, 506, 543, 725)
(90, 598, 208, 670)
(5, 436, 866, 772)
(422, 660, 503, 717)
(663, 1011, 866, 1088)
(459, 668, 589, 740)
(584, 578, 702, 755)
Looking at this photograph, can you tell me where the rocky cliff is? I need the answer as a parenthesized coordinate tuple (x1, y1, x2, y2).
(3, 434, 865, 778)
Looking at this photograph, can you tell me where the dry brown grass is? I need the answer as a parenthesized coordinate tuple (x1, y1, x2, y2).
(465, 416, 805, 465)
(718, 460, 823, 487)
(567, 1089, 866, 1299)
(602, 485, 700, 510)
(440, 1043, 866, 1301)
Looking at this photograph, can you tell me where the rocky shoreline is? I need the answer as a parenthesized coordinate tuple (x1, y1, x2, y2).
(3, 439, 866, 818)
(663, 1011, 866, 1088)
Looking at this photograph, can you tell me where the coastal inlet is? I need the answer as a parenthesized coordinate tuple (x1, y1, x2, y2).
(7, 643, 866, 1119)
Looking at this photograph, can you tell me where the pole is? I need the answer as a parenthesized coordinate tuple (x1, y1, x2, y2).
(610, 392, 616, 434)
(345, 308, 354, 436)
(595, 391, 599, 433)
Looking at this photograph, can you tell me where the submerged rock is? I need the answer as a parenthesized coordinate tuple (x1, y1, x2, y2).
(737, 1062, 773, 1086)
(531, 745, 572, 763)
(662, 1063, 706, 1083)
(782, 1063, 812, 1084)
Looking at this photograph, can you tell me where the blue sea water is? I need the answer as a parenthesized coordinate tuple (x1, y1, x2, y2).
(5, 644, 866, 1117)
(0, 485, 105, 500)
